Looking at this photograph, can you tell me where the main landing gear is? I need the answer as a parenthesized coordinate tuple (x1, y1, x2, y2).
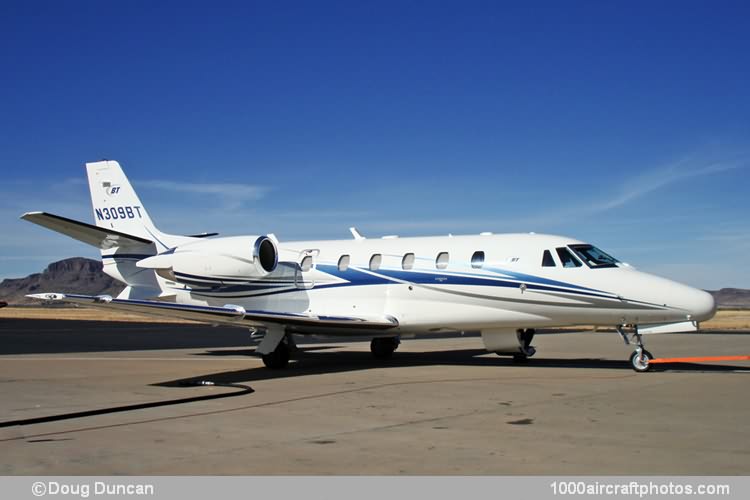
(255, 326, 295, 369)
(370, 336, 400, 359)
(262, 341, 291, 369)
(512, 328, 537, 363)
(617, 325, 653, 372)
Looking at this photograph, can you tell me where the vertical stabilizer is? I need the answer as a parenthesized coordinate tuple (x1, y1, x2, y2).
(86, 160, 165, 248)
(85, 160, 194, 294)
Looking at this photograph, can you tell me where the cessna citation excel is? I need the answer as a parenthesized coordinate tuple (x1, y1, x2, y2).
(22, 160, 716, 372)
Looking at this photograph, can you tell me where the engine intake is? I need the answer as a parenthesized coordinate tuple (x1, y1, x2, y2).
(254, 236, 278, 273)
(137, 234, 279, 284)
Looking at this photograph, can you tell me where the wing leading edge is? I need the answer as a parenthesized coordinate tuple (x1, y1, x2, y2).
(26, 293, 399, 331)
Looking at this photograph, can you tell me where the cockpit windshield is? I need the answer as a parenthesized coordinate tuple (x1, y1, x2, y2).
(568, 244, 619, 269)
(556, 247, 582, 268)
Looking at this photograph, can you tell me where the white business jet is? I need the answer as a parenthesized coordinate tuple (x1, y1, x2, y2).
(22, 160, 716, 372)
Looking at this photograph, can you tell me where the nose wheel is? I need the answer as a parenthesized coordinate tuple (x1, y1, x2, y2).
(629, 348, 654, 372)
(617, 325, 654, 372)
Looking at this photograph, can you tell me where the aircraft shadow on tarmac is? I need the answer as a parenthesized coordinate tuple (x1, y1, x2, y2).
(0, 319, 253, 355)
(2, 320, 746, 382)
(152, 346, 750, 388)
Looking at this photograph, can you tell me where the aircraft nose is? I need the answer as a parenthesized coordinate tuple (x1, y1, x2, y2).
(683, 288, 717, 322)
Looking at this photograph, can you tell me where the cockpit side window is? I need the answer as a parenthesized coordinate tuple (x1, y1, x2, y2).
(542, 250, 556, 267)
(568, 244, 619, 269)
(556, 247, 582, 268)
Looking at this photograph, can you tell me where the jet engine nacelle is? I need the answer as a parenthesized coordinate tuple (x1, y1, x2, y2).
(136, 235, 278, 284)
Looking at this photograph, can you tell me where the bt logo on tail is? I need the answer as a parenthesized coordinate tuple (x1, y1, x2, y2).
(102, 182, 121, 197)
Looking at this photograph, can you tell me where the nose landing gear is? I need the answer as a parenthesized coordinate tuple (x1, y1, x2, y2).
(629, 348, 654, 372)
(617, 325, 653, 372)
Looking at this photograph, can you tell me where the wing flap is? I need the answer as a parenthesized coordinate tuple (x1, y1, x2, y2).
(26, 293, 399, 330)
(27, 293, 248, 326)
(21, 212, 153, 249)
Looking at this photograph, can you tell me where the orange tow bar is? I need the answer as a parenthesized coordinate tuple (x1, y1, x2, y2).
(649, 355, 750, 364)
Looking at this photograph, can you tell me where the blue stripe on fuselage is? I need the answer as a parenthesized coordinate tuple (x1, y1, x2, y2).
(312, 265, 615, 300)
(175, 263, 617, 302)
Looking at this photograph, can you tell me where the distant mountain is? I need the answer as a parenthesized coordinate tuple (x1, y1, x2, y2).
(708, 288, 750, 310)
(0, 258, 124, 305)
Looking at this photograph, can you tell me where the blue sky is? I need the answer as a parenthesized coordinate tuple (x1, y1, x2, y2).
(1, 1, 748, 289)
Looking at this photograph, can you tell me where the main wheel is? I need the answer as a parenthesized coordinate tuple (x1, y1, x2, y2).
(370, 337, 400, 359)
(512, 352, 529, 363)
(629, 349, 653, 372)
(262, 342, 290, 369)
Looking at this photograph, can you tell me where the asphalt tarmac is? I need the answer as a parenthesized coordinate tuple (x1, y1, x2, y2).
(1, 319, 749, 474)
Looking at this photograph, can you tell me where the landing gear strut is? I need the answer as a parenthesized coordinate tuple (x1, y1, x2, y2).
(371, 337, 400, 359)
(617, 325, 653, 372)
(512, 329, 536, 363)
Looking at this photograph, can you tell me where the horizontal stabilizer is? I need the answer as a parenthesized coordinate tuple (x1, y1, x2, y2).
(21, 212, 153, 250)
(26, 293, 400, 330)
(185, 232, 219, 238)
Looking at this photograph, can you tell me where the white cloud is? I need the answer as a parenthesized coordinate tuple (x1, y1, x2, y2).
(515, 155, 746, 231)
(274, 209, 376, 219)
(591, 158, 742, 212)
(136, 180, 269, 209)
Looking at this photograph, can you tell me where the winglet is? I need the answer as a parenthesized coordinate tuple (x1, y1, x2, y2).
(349, 227, 365, 240)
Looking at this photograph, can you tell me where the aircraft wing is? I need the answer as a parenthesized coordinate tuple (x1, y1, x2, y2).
(26, 293, 399, 331)
(21, 212, 153, 249)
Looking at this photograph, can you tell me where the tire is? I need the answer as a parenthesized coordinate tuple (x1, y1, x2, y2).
(629, 349, 653, 373)
(371, 337, 399, 359)
(262, 342, 290, 369)
(512, 353, 529, 364)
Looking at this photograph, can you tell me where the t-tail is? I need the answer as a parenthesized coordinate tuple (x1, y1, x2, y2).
(22, 160, 196, 300)
(86, 160, 181, 252)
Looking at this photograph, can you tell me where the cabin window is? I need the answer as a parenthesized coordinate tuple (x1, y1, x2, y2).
(556, 247, 582, 268)
(542, 250, 556, 267)
(568, 244, 619, 269)
(436, 252, 449, 269)
(402, 253, 415, 270)
(338, 254, 350, 272)
(369, 254, 382, 271)
(300, 255, 313, 272)
(471, 251, 485, 269)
